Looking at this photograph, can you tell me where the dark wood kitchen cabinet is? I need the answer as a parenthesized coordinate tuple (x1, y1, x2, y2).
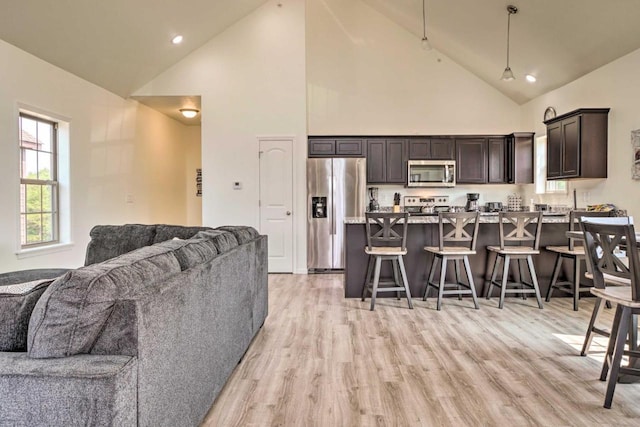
(456, 138, 487, 183)
(366, 139, 407, 184)
(506, 132, 534, 184)
(408, 138, 454, 160)
(544, 108, 609, 179)
(308, 138, 364, 157)
(488, 137, 506, 183)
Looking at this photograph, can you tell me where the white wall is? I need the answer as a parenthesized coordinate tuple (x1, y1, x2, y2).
(183, 125, 203, 226)
(135, 0, 308, 272)
(307, 0, 521, 135)
(0, 39, 193, 272)
(520, 48, 640, 218)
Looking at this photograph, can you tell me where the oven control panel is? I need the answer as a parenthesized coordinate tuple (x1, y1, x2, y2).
(404, 196, 450, 207)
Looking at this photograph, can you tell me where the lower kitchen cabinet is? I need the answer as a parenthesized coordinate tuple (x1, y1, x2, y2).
(456, 138, 487, 184)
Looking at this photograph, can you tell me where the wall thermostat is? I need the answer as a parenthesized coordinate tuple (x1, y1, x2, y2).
(233, 182, 242, 190)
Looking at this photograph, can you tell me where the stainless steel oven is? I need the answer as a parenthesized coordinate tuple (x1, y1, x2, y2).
(407, 160, 456, 187)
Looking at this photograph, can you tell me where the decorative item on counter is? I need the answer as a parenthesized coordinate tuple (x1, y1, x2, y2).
(507, 193, 522, 212)
(393, 192, 401, 213)
(587, 203, 616, 212)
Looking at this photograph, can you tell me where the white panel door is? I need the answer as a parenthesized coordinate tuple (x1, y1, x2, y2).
(259, 138, 294, 273)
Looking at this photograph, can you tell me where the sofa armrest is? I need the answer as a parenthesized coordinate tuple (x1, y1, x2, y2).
(0, 268, 70, 286)
(0, 352, 137, 427)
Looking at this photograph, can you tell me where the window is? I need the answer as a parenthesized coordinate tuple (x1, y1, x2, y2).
(19, 113, 59, 247)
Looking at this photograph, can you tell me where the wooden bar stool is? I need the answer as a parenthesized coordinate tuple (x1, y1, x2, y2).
(423, 212, 480, 310)
(485, 211, 544, 309)
(545, 210, 613, 311)
(361, 212, 412, 311)
(579, 216, 635, 356)
(582, 220, 640, 408)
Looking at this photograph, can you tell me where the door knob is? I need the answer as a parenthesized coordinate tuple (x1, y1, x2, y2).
(286, 211, 292, 216)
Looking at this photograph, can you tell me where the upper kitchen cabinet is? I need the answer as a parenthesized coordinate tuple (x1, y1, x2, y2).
(506, 132, 534, 184)
(544, 108, 609, 180)
(308, 138, 364, 157)
(366, 139, 408, 184)
(456, 138, 487, 184)
(408, 138, 454, 160)
(488, 137, 506, 183)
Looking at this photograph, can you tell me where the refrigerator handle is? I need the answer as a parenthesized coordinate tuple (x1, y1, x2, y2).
(332, 200, 336, 235)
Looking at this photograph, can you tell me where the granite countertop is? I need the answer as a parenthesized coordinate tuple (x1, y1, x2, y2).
(345, 212, 570, 224)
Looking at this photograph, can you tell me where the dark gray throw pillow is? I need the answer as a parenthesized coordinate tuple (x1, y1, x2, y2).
(0, 279, 55, 351)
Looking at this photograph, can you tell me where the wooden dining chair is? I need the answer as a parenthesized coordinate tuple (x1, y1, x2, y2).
(423, 212, 480, 310)
(582, 220, 640, 408)
(362, 212, 412, 311)
(486, 211, 544, 309)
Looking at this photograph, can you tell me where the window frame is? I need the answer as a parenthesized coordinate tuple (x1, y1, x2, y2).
(19, 112, 60, 248)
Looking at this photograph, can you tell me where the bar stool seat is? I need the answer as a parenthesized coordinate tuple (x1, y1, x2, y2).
(362, 212, 412, 311)
(423, 212, 480, 311)
(485, 211, 544, 309)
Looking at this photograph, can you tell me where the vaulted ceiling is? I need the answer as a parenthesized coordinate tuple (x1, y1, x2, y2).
(1, 0, 639, 105)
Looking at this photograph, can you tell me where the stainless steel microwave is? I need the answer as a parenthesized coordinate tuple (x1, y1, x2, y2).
(407, 160, 456, 187)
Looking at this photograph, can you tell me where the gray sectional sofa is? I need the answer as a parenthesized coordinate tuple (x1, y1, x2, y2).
(0, 224, 268, 426)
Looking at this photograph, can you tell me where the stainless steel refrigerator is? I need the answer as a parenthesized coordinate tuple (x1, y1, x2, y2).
(307, 158, 367, 271)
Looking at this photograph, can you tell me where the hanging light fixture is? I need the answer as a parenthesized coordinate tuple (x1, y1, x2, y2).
(421, 0, 432, 51)
(501, 5, 518, 81)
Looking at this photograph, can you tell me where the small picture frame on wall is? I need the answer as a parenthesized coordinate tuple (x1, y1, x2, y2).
(196, 168, 202, 197)
(633, 130, 640, 180)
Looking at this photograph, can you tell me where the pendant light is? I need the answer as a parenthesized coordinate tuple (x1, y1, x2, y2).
(421, 0, 432, 51)
(501, 5, 518, 81)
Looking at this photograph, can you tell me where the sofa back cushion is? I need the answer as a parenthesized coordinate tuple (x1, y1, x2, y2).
(28, 245, 181, 358)
(85, 224, 157, 265)
(215, 226, 260, 244)
(153, 225, 213, 244)
(156, 238, 218, 271)
(0, 279, 56, 352)
(194, 230, 239, 254)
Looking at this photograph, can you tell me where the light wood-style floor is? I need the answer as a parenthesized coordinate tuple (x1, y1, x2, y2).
(202, 274, 640, 426)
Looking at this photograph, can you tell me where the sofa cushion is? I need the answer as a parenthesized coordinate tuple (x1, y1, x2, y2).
(194, 230, 239, 254)
(153, 225, 213, 244)
(215, 226, 260, 244)
(28, 245, 181, 359)
(0, 279, 55, 351)
(85, 224, 157, 265)
(156, 238, 218, 271)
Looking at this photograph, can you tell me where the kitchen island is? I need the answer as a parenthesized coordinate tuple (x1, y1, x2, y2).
(344, 214, 575, 299)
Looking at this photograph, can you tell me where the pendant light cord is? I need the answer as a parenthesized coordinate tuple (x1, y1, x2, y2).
(422, 0, 427, 39)
(506, 10, 511, 67)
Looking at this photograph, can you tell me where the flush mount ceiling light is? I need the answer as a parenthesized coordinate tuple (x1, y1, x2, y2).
(525, 74, 537, 83)
(171, 35, 183, 45)
(501, 5, 518, 81)
(421, 0, 432, 51)
(179, 108, 199, 118)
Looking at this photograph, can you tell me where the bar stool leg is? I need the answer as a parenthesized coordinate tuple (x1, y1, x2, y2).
(601, 305, 624, 381)
(463, 256, 479, 309)
(454, 259, 462, 300)
(370, 256, 382, 311)
(604, 306, 631, 409)
(436, 257, 448, 310)
(526, 255, 544, 309)
(423, 254, 438, 301)
(546, 254, 563, 302)
(573, 257, 581, 311)
(397, 255, 413, 309)
(499, 255, 510, 309)
(487, 254, 501, 299)
(392, 258, 401, 300)
(362, 255, 374, 301)
(518, 258, 527, 300)
(581, 297, 605, 356)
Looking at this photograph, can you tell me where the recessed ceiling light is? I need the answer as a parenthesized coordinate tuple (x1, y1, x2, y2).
(525, 74, 537, 83)
(171, 35, 183, 45)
